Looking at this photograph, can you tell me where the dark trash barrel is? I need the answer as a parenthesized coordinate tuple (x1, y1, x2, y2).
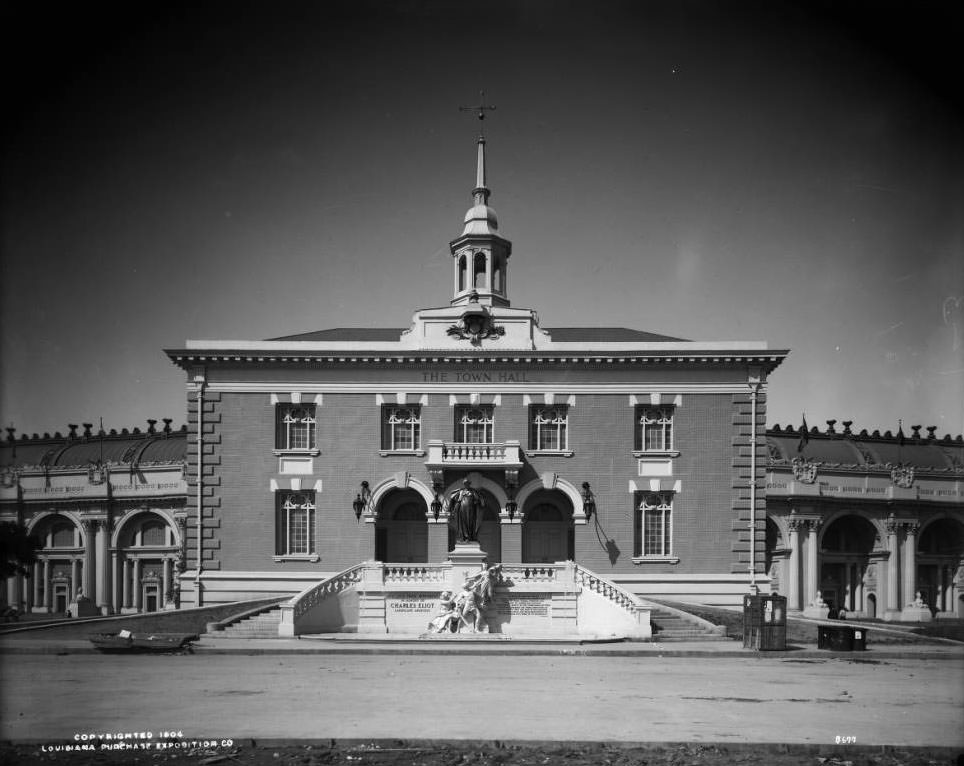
(743, 594, 787, 651)
(852, 627, 868, 651)
(818, 624, 855, 651)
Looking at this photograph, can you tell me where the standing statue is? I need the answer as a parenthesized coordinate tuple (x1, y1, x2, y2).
(446, 478, 486, 543)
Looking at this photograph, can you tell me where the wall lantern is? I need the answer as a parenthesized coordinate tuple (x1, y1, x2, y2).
(352, 481, 371, 522)
(581, 482, 596, 522)
(505, 499, 518, 521)
(430, 482, 443, 520)
(505, 481, 518, 521)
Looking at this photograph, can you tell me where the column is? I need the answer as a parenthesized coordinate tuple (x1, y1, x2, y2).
(801, 519, 829, 617)
(6, 576, 17, 608)
(162, 558, 171, 606)
(42, 559, 51, 610)
(844, 562, 852, 611)
(787, 516, 802, 610)
(855, 565, 864, 614)
(427, 522, 450, 563)
(96, 520, 110, 612)
(885, 517, 900, 619)
(71, 560, 80, 601)
(111, 553, 119, 614)
(805, 520, 820, 605)
(122, 559, 131, 610)
(501, 520, 522, 562)
(82, 520, 96, 597)
(33, 562, 41, 608)
(22, 574, 31, 611)
(133, 559, 142, 611)
(902, 523, 919, 607)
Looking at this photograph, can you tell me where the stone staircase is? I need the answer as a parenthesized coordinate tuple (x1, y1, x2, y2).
(217, 606, 283, 638)
(646, 604, 732, 642)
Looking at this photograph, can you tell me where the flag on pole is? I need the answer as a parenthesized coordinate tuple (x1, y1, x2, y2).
(797, 414, 809, 453)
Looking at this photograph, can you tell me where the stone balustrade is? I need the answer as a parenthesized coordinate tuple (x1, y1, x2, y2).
(382, 564, 448, 583)
(425, 439, 523, 468)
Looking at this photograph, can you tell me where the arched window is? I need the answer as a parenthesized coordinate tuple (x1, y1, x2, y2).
(493, 258, 503, 292)
(458, 255, 467, 291)
(141, 520, 166, 546)
(474, 252, 487, 288)
(50, 522, 76, 548)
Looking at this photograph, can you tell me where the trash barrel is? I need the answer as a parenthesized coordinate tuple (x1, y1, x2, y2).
(852, 627, 868, 651)
(743, 594, 787, 650)
(818, 624, 855, 651)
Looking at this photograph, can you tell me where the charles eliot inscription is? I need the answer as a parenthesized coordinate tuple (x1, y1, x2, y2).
(494, 594, 551, 617)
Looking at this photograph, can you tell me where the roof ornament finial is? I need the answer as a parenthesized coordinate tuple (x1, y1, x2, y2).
(458, 89, 496, 139)
(458, 90, 497, 205)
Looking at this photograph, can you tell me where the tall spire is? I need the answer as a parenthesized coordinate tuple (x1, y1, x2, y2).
(450, 91, 511, 308)
(460, 91, 495, 209)
(474, 136, 488, 205)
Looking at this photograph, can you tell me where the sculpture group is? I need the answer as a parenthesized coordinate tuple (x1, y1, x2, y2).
(428, 564, 502, 634)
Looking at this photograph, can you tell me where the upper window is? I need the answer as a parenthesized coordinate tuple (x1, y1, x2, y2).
(276, 491, 316, 557)
(634, 492, 673, 558)
(529, 405, 569, 451)
(635, 406, 674, 452)
(455, 405, 494, 444)
(276, 405, 316, 451)
(381, 406, 422, 451)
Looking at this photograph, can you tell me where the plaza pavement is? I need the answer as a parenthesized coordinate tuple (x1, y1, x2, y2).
(1, 635, 962, 749)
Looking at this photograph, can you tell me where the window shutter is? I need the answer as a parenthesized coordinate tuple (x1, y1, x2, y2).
(380, 405, 392, 450)
(633, 496, 642, 557)
(529, 405, 538, 450)
(275, 406, 286, 450)
(275, 493, 285, 555)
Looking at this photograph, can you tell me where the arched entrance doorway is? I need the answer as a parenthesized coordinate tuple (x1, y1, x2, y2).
(820, 514, 876, 617)
(918, 518, 964, 617)
(28, 514, 82, 614)
(446, 489, 502, 563)
(522, 490, 574, 563)
(375, 489, 429, 563)
(116, 511, 179, 613)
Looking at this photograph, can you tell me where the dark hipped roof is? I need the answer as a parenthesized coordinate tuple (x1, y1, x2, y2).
(1, 428, 187, 469)
(767, 424, 964, 472)
(268, 327, 687, 342)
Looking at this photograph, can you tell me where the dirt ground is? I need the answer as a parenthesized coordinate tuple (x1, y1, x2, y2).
(2, 740, 962, 766)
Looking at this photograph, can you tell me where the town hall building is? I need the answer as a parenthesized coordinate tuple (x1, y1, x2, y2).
(162, 129, 788, 612)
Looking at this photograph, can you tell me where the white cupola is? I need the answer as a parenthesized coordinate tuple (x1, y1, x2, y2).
(449, 132, 512, 308)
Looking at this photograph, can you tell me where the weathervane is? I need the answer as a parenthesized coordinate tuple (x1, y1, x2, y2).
(459, 90, 496, 137)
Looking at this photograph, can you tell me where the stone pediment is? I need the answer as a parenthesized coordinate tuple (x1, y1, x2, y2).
(399, 304, 551, 351)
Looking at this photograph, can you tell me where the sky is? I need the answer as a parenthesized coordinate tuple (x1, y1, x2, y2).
(2, 1, 962, 440)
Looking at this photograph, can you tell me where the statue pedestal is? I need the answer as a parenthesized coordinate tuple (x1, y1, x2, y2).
(900, 605, 933, 623)
(448, 543, 487, 591)
(69, 596, 99, 618)
(802, 603, 830, 619)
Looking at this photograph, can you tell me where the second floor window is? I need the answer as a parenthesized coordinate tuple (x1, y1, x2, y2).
(530, 406, 568, 451)
(635, 406, 674, 451)
(276, 405, 316, 451)
(455, 405, 494, 444)
(382, 406, 421, 451)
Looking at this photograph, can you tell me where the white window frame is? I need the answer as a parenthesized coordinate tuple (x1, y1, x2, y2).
(456, 405, 495, 444)
(280, 491, 316, 557)
(276, 405, 319, 454)
(531, 405, 570, 453)
(384, 406, 422, 452)
(635, 492, 675, 561)
(635, 406, 674, 453)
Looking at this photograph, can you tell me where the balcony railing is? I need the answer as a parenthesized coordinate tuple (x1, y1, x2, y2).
(425, 439, 523, 469)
